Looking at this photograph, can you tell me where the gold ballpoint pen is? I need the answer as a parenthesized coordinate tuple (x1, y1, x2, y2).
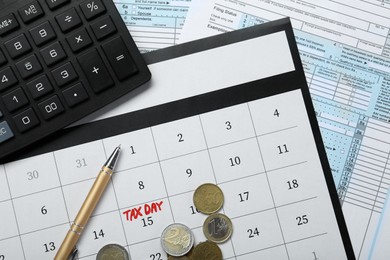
(54, 145, 121, 260)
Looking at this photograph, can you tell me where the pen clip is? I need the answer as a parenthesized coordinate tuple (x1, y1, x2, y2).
(68, 247, 78, 260)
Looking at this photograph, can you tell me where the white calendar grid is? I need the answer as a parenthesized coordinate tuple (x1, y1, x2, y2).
(0, 90, 347, 259)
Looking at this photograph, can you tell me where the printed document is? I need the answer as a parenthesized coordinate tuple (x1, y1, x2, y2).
(179, 1, 390, 259)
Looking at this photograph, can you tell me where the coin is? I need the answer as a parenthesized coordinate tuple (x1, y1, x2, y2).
(161, 223, 194, 257)
(96, 243, 129, 260)
(203, 213, 233, 243)
(192, 241, 222, 260)
(167, 255, 192, 260)
(167, 246, 194, 259)
(193, 183, 224, 214)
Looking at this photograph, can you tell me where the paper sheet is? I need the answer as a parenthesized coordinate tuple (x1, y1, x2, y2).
(369, 190, 390, 260)
(0, 21, 353, 259)
(178, 0, 390, 259)
(114, 0, 192, 53)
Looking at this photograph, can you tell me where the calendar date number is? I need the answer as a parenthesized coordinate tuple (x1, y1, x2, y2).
(41, 206, 47, 215)
(93, 229, 105, 240)
(229, 156, 241, 167)
(150, 252, 162, 260)
(43, 242, 55, 252)
(27, 170, 39, 180)
(76, 158, 87, 168)
(247, 227, 260, 238)
(238, 191, 249, 202)
(296, 215, 309, 225)
(142, 216, 154, 227)
(287, 179, 299, 190)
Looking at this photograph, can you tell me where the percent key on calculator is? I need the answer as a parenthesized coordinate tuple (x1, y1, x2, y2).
(0, 0, 151, 160)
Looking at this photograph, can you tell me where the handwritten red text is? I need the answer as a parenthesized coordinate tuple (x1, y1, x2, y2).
(122, 201, 163, 221)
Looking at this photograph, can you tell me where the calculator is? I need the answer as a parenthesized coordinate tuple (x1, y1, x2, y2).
(0, 0, 151, 160)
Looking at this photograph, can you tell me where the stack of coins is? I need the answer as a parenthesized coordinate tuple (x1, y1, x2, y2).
(192, 183, 233, 260)
(158, 183, 232, 260)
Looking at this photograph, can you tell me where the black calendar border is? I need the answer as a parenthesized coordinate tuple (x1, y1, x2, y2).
(3, 18, 355, 259)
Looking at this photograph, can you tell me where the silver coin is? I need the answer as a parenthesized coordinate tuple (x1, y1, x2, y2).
(161, 223, 194, 257)
(203, 213, 233, 243)
(96, 244, 130, 260)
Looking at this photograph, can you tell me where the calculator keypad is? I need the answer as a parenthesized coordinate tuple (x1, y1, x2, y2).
(51, 62, 78, 87)
(66, 28, 92, 52)
(29, 21, 56, 46)
(102, 37, 138, 81)
(0, 0, 151, 159)
(18, 1, 45, 24)
(15, 54, 43, 78)
(55, 8, 82, 32)
(77, 48, 113, 93)
(2, 88, 29, 112)
(0, 14, 20, 36)
(26, 74, 53, 99)
(13, 108, 39, 132)
(0, 67, 18, 91)
(40, 41, 67, 66)
(45, 0, 70, 10)
(80, 0, 106, 20)
(5, 34, 32, 58)
(91, 16, 116, 40)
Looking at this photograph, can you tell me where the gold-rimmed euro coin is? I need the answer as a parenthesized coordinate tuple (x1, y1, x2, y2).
(96, 243, 130, 260)
(167, 246, 193, 259)
(161, 223, 194, 257)
(193, 183, 224, 214)
(203, 213, 233, 243)
(192, 241, 222, 260)
(167, 255, 192, 260)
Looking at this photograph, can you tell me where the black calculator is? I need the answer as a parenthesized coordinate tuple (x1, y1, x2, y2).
(0, 0, 151, 160)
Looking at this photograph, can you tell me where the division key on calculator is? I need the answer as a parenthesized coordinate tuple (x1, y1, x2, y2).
(0, 0, 151, 160)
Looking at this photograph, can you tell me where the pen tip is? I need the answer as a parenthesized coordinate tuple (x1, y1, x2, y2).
(105, 146, 121, 170)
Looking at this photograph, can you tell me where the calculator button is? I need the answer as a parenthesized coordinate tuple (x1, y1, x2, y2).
(18, 1, 44, 24)
(13, 108, 39, 132)
(15, 54, 43, 79)
(0, 13, 19, 36)
(38, 95, 64, 120)
(91, 16, 116, 40)
(80, 0, 106, 20)
(102, 37, 138, 81)
(45, 0, 70, 10)
(27, 74, 53, 99)
(0, 67, 18, 91)
(29, 21, 56, 46)
(0, 49, 7, 66)
(51, 62, 78, 87)
(2, 88, 29, 112)
(66, 28, 92, 53)
(62, 82, 89, 107)
(40, 42, 67, 66)
(0, 121, 14, 143)
(56, 8, 82, 32)
(77, 49, 114, 92)
(4, 34, 32, 59)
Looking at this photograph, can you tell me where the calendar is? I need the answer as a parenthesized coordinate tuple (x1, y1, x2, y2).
(0, 19, 354, 259)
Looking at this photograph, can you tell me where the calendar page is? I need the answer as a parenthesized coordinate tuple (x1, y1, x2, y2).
(0, 19, 354, 259)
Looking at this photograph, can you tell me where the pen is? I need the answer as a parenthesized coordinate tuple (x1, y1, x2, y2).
(54, 145, 121, 260)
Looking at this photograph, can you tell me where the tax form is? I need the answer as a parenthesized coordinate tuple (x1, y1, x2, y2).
(178, 1, 390, 259)
(114, 0, 192, 53)
(369, 191, 390, 259)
